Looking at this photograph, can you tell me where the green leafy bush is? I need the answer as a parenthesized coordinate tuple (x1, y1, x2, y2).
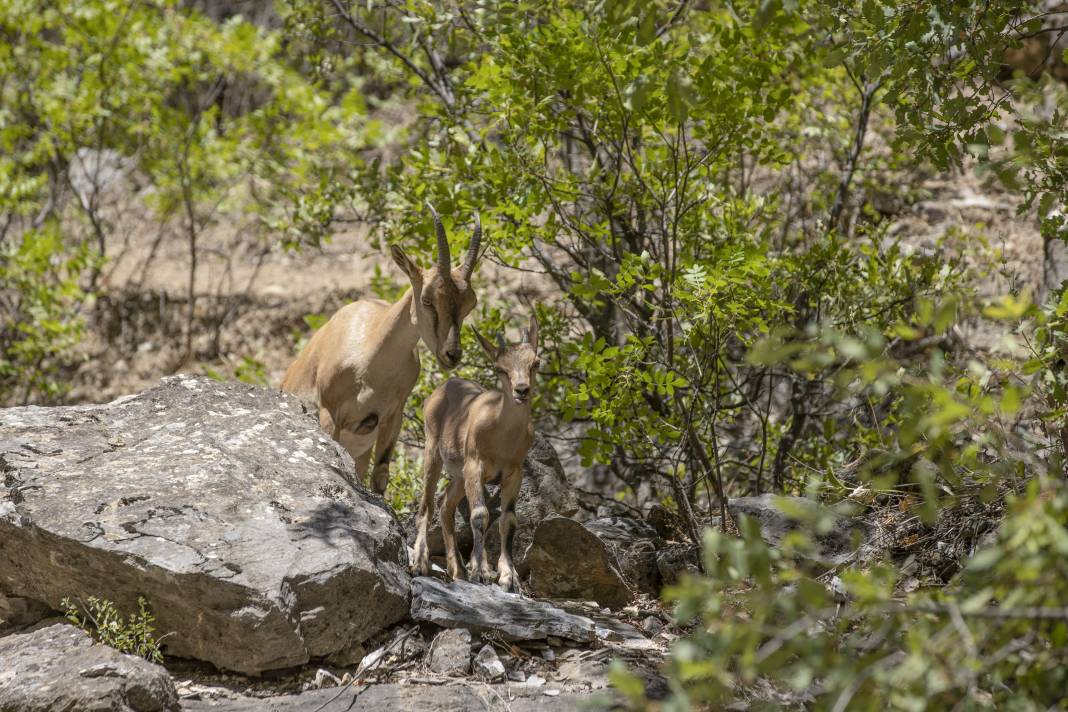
(653, 285, 1064, 707)
(0, 224, 94, 404)
(61, 595, 166, 664)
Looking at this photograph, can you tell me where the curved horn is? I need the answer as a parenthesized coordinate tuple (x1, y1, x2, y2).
(461, 213, 482, 279)
(426, 201, 451, 276)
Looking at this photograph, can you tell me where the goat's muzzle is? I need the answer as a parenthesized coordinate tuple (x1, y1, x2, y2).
(438, 348, 462, 370)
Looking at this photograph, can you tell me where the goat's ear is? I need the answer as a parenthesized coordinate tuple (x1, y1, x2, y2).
(474, 328, 497, 360)
(527, 314, 539, 353)
(390, 245, 419, 282)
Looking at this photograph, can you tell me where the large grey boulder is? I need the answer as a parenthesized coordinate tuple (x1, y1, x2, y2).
(0, 375, 410, 675)
(0, 623, 178, 712)
(406, 434, 578, 571)
(728, 495, 873, 565)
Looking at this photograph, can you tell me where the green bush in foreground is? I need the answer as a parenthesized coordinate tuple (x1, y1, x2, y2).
(634, 290, 1068, 709)
(646, 481, 1068, 710)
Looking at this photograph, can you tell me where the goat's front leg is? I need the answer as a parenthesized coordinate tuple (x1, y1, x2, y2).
(353, 451, 373, 485)
(441, 476, 467, 582)
(464, 459, 491, 584)
(413, 441, 443, 577)
(328, 409, 376, 487)
(370, 411, 402, 496)
(496, 468, 523, 593)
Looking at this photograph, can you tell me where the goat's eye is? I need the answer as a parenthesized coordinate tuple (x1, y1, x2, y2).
(421, 298, 433, 308)
(495, 367, 507, 375)
(532, 360, 541, 370)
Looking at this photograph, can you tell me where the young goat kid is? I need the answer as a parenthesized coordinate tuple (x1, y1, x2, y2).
(413, 316, 540, 592)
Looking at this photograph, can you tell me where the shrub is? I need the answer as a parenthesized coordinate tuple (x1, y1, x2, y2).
(0, 224, 93, 405)
(61, 595, 166, 664)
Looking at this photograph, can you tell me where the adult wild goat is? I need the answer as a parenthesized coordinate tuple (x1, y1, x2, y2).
(412, 316, 540, 593)
(281, 205, 482, 495)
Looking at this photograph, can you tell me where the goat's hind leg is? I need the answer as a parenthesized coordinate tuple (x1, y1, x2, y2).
(412, 441, 443, 577)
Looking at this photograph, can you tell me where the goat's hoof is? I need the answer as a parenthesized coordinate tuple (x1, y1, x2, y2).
(498, 570, 522, 595)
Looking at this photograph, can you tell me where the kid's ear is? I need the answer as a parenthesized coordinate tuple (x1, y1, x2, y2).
(390, 245, 420, 282)
(527, 314, 539, 352)
(473, 328, 497, 360)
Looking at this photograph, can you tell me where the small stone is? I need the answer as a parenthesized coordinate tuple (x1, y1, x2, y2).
(473, 644, 506, 682)
(544, 689, 561, 697)
(640, 616, 663, 635)
(526, 674, 546, 687)
(428, 629, 472, 676)
(595, 626, 623, 641)
(507, 670, 526, 682)
(356, 646, 387, 675)
(546, 636, 563, 646)
(313, 669, 341, 688)
(828, 576, 849, 603)
(541, 648, 555, 662)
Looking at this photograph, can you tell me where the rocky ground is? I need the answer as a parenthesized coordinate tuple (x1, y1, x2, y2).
(0, 375, 905, 711)
(0, 376, 686, 711)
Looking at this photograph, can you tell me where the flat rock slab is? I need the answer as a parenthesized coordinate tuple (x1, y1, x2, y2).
(0, 623, 178, 712)
(0, 375, 410, 674)
(524, 515, 631, 609)
(180, 683, 606, 711)
(410, 577, 596, 643)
